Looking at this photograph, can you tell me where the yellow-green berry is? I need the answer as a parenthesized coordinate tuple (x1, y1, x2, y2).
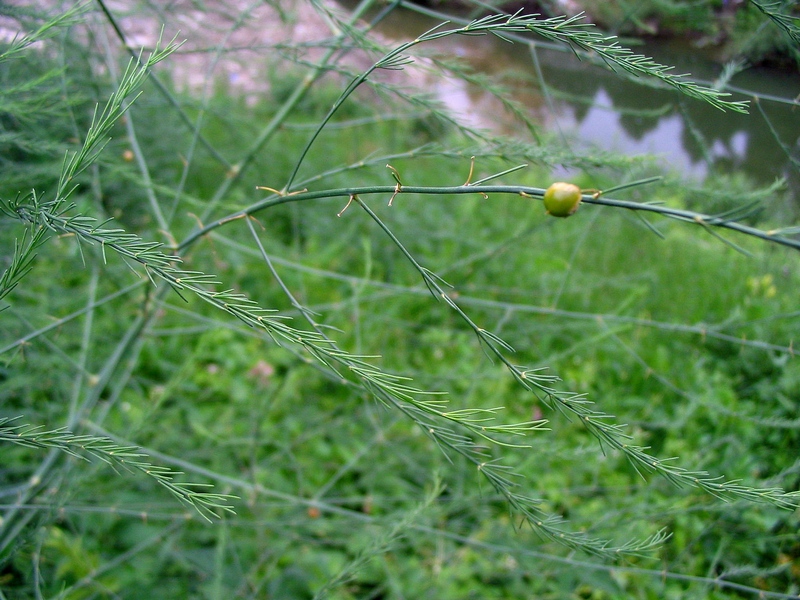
(543, 182, 582, 218)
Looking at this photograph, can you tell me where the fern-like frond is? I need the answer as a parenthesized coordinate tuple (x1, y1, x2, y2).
(518, 12, 748, 113)
(0, 2, 88, 64)
(0, 417, 236, 520)
(750, 0, 800, 45)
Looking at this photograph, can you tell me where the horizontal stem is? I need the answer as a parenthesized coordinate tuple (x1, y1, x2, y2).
(178, 185, 800, 253)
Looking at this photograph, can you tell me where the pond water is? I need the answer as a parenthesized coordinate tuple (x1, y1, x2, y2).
(95, 0, 800, 203)
(366, 4, 800, 200)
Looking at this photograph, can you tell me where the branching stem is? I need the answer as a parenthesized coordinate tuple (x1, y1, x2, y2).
(181, 184, 800, 253)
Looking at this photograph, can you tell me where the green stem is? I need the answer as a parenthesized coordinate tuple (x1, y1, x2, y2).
(200, 0, 382, 222)
(179, 184, 800, 253)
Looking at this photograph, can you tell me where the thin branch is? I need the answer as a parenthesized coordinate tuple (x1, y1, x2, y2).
(179, 183, 800, 254)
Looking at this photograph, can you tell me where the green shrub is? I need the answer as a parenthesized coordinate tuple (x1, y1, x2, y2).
(1, 2, 799, 598)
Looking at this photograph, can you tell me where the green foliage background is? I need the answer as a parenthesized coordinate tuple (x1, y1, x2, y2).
(1, 1, 799, 598)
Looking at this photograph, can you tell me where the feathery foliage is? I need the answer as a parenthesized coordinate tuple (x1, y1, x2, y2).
(1, 0, 799, 597)
(751, 0, 800, 45)
(0, 417, 235, 520)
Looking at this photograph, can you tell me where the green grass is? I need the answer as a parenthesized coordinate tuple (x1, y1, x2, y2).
(2, 2, 800, 598)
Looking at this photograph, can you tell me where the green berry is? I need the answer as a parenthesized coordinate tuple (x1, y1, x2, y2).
(543, 182, 582, 218)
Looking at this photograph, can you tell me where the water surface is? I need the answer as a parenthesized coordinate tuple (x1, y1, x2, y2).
(369, 5, 800, 198)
